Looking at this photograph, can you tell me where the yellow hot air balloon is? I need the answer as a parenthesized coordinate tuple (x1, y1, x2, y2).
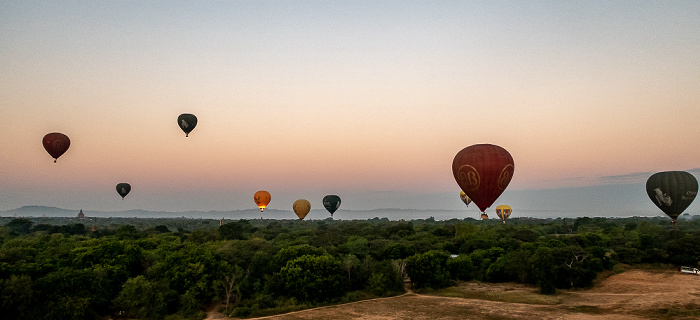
(460, 191, 472, 207)
(495, 205, 512, 223)
(293, 199, 311, 220)
(254, 191, 271, 212)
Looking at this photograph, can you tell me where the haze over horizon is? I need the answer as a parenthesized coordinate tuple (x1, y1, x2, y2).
(2, 1, 699, 217)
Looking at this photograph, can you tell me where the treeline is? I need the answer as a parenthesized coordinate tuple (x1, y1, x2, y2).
(1, 216, 699, 319)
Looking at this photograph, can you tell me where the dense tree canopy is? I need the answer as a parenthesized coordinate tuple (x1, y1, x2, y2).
(0, 215, 698, 319)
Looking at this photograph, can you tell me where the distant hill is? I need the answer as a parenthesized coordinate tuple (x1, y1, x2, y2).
(2, 206, 77, 217)
(1, 206, 470, 220)
(2, 205, 693, 221)
(0, 206, 291, 220)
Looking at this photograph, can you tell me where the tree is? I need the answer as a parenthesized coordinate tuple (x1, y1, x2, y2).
(530, 247, 556, 294)
(405, 250, 451, 289)
(221, 265, 244, 313)
(503, 248, 532, 283)
(446, 255, 473, 281)
(0, 274, 37, 319)
(343, 254, 362, 290)
(270, 244, 327, 272)
(339, 236, 370, 259)
(271, 254, 346, 302)
(113, 276, 172, 320)
(5, 218, 33, 235)
(219, 220, 255, 240)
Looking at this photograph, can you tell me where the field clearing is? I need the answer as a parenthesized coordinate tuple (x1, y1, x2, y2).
(212, 269, 700, 320)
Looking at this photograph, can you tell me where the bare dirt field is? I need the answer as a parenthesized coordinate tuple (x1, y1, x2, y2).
(211, 269, 700, 320)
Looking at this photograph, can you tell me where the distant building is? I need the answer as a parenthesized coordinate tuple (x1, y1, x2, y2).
(77, 209, 85, 219)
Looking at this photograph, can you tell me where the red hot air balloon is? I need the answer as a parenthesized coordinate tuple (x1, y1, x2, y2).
(452, 144, 514, 216)
(43, 133, 71, 163)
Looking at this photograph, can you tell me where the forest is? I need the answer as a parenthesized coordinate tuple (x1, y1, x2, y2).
(1, 215, 699, 320)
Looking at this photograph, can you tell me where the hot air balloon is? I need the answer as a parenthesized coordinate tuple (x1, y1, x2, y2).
(116, 183, 131, 199)
(177, 113, 197, 137)
(42, 133, 70, 163)
(254, 190, 271, 212)
(323, 195, 341, 217)
(495, 205, 512, 223)
(293, 199, 311, 220)
(459, 191, 472, 207)
(452, 144, 514, 219)
(646, 171, 698, 224)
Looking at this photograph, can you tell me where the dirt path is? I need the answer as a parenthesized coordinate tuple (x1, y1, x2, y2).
(212, 270, 700, 320)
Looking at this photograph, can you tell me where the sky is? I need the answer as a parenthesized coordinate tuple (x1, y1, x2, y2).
(1, 1, 699, 217)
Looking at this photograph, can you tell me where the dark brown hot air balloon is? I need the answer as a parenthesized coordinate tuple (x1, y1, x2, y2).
(43, 132, 71, 163)
(453, 144, 514, 218)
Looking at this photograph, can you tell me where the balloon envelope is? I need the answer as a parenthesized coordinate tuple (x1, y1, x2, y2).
(116, 183, 131, 199)
(495, 205, 512, 223)
(646, 171, 698, 223)
(42, 132, 70, 163)
(177, 113, 198, 137)
(452, 144, 514, 213)
(293, 199, 311, 220)
(323, 195, 341, 216)
(254, 190, 271, 212)
(459, 191, 472, 207)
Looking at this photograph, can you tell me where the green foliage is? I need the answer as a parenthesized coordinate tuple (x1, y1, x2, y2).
(113, 275, 173, 320)
(406, 250, 451, 289)
(0, 274, 37, 319)
(6, 218, 33, 235)
(219, 220, 255, 240)
(271, 254, 346, 302)
(530, 247, 556, 294)
(446, 255, 474, 281)
(271, 244, 327, 272)
(339, 236, 370, 259)
(1, 216, 699, 318)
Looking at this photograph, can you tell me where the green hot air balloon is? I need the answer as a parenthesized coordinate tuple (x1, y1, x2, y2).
(177, 113, 198, 137)
(116, 183, 131, 199)
(646, 171, 698, 224)
(323, 195, 341, 217)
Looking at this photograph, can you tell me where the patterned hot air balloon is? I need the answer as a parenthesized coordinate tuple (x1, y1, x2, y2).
(177, 113, 198, 137)
(323, 195, 341, 217)
(646, 171, 697, 224)
(43, 132, 71, 163)
(460, 191, 472, 207)
(116, 183, 131, 199)
(495, 205, 512, 223)
(452, 144, 514, 219)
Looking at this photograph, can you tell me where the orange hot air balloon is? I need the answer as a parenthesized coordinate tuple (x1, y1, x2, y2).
(293, 199, 311, 220)
(43, 133, 71, 163)
(495, 205, 512, 223)
(452, 144, 514, 215)
(254, 191, 271, 212)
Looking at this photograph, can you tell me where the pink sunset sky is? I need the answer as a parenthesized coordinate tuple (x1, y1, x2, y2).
(1, 1, 698, 215)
